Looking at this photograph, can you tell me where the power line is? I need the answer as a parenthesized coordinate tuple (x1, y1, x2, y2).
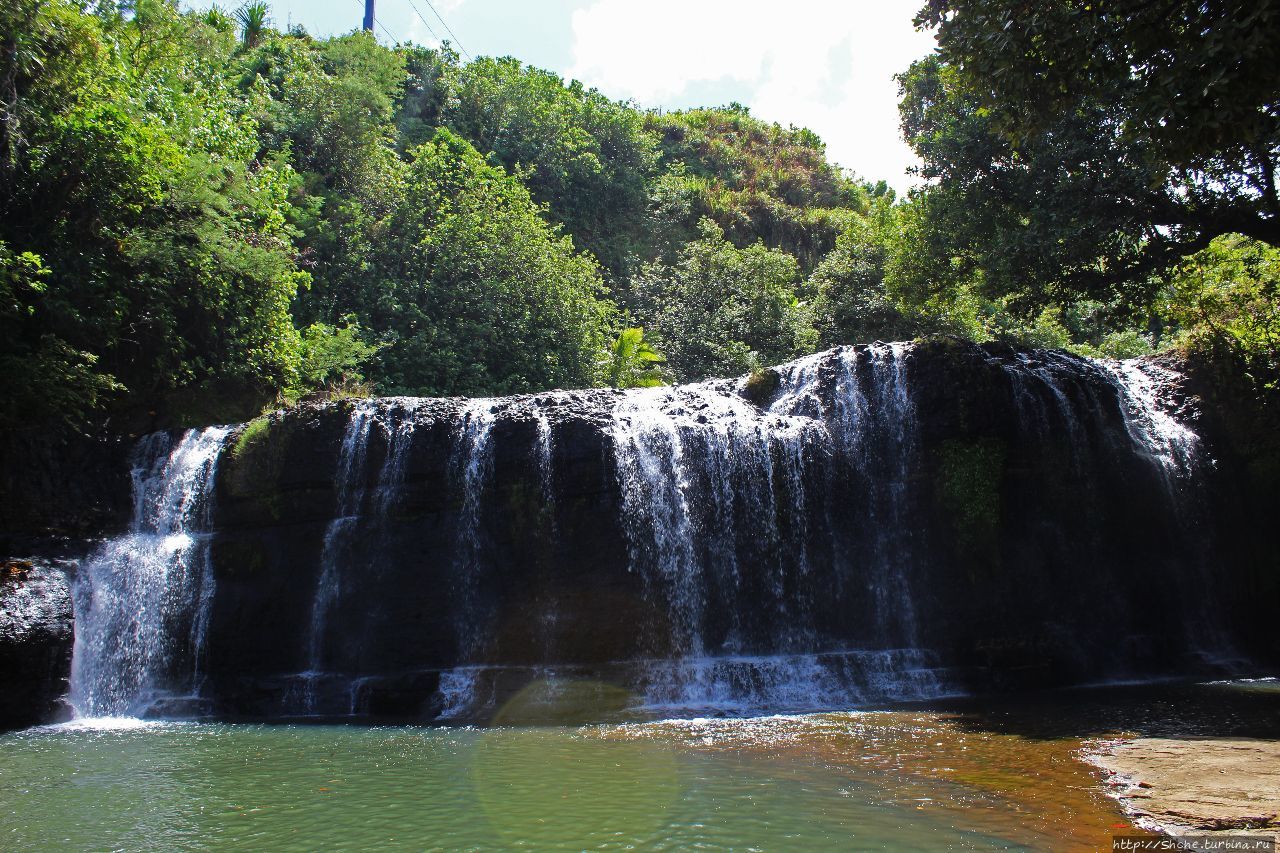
(409, 0, 450, 48)
(420, 0, 471, 60)
(354, 0, 400, 43)
(353, 0, 468, 57)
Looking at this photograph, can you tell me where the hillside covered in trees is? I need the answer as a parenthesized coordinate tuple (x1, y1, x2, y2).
(2, 0, 1276, 436)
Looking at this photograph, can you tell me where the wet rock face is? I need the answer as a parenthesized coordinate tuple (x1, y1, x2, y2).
(204, 391, 644, 714)
(0, 560, 74, 729)
(44, 339, 1276, 723)
(175, 340, 1276, 719)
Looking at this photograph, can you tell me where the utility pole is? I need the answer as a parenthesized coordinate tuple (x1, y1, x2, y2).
(363, 0, 374, 33)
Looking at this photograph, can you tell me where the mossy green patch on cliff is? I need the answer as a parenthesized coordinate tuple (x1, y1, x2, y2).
(223, 414, 291, 520)
(231, 416, 272, 460)
(935, 437, 1006, 577)
(209, 537, 269, 577)
(502, 480, 555, 557)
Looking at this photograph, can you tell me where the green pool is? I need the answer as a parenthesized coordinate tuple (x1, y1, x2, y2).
(8, 680, 1277, 851)
(0, 713, 1110, 851)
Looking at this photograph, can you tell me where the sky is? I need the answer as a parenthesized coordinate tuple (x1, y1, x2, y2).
(225, 1, 939, 192)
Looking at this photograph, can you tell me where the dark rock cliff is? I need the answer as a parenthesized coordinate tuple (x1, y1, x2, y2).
(3, 339, 1276, 727)
(191, 340, 1276, 719)
(0, 559, 74, 729)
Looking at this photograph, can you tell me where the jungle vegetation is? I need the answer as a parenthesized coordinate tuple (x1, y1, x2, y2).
(1, 0, 1275, 434)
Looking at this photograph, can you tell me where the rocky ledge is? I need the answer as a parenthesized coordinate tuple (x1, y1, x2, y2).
(1091, 737, 1280, 841)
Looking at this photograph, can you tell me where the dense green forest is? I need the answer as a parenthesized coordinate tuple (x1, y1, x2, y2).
(2, 0, 1276, 434)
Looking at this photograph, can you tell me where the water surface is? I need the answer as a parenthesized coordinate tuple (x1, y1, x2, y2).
(0, 714, 1103, 851)
(6, 680, 1277, 851)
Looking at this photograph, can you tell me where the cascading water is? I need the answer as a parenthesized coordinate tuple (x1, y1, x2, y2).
(856, 343, 923, 645)
(69, 427, 231, 718)
(374, 398, 425, 516)
(62, 341, 1252, 723)
(996, 350, 1236, 670)
(1101, 359, 1235, 664)
(1104, 360, 1202, 481)
(450, 400, 497, 658)
(298, 398, 428, 713)
(610, 344, 950, 710)
(533, 409, 556, 525)
(302, 401, 376, 709)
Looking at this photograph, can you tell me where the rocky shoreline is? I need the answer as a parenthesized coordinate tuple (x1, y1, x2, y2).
(1089, 736, 1280, 841)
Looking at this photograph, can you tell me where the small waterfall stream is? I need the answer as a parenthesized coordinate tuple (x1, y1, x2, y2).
(307, 403, 376, 669)
(69, 427, 231, 718)
(1102, 359, 1235, 663)
(302, 402, 376, 710)
(451, 400, 497, 659)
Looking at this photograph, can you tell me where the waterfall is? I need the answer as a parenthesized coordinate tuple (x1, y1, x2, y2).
(69, 427, 231, 718)
(374, 398, 425, 516)
(1101, 359, 1235, 664)
(1003, 351, 1091, 462)
(533, 409, 557, 526)
(855, 343, 923, 645)
(1001, 351, 1235, 669)
(1103, 360, 1201, 479)
(58, 341, 1249, 724)
(451, 400, 496, 658)
(303, 401, 377, 706)
(300, 399, 427, 713)
(610, 344, 950, 708)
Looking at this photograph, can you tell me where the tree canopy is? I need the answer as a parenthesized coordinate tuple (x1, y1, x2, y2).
(1, 0, 1274, 437)
(906, 0, 1280, 310)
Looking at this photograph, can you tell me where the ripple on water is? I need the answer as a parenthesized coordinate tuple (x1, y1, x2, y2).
(0, 713, 1129, 851)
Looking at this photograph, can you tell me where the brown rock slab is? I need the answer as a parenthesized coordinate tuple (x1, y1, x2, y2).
(1090, 737, 1280, 840)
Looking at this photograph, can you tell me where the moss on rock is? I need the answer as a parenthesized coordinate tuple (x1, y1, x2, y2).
(222, 414, 291, 518)
(935, 437, 1006, 577)
(742, 368, 782, 407)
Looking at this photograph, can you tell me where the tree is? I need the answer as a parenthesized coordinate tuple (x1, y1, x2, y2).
(242, 29, 406, 196)
(1165, 236, 1280, 369)
(287, 316, 382, 399)
(0, 1, 305, 429)
(360, 129, 615, 397)
(234, 2, 269, 49)
(904, 1, 1280, 310)
(917, 0, 1280, 184)
(395, 44, 455, 154)
(645, 107, 868, 271)
(900, 56, 1197, 314)
(443, 57, 658, 278)
(603, 328, 665, 389)
(632, 218, 817, 381)
(811, 204, 920, 346)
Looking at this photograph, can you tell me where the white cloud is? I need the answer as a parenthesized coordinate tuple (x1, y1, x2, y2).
(567, 1, 936, 192)
(405, 11, 436, 46)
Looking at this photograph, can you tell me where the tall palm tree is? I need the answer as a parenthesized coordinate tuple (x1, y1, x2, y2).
(234, 1, 270, 49)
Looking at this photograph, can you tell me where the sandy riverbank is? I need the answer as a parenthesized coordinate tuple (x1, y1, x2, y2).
(1090, 737, 1280, 840)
